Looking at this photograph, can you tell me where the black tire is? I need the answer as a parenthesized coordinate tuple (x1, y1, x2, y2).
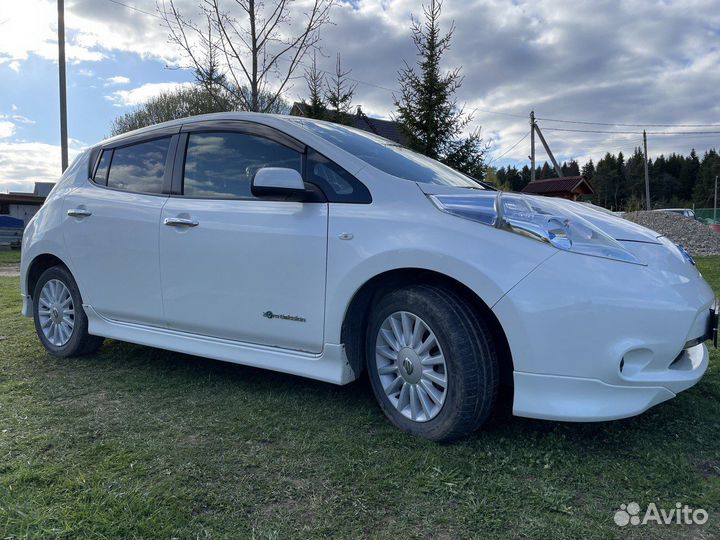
(366, 284, 498, 441)
(33, 265, 104, 357)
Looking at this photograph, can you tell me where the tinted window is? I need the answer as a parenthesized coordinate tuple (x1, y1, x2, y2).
(292, 119, 483, 189)
(107, 138, 169, 194)
(306, 149, 370, 202)
(93, 150, 112, 186)
(183, 132, 302, 199)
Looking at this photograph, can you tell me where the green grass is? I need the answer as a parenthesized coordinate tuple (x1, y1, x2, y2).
(1, 260, 719, 539)
(0, 250, 20, 265)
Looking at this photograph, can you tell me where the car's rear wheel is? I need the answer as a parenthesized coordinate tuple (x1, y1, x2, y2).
(33, 265, 103, 357)
(366, 284, 498, 441)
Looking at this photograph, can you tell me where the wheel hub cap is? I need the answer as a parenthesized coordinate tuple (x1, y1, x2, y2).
(38, 279, 75, 347)
(398, 348, 421, 383)
(375, 311, 448, 423)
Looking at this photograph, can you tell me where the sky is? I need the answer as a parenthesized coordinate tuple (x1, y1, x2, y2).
(0, 0, 719, 192)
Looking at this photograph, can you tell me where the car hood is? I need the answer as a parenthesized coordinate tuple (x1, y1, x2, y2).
(417, 184, 661, 244)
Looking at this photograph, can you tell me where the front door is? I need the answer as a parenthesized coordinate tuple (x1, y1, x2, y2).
(158, 128, 328, 353)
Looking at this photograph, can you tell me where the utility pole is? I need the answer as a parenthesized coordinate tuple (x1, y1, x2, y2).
(57, 0, 68, 172)
(533, 123, 564, 178)
(714, 175, 718, 222)
(643, 130, 650, 211)
(530, 110, 535, 183)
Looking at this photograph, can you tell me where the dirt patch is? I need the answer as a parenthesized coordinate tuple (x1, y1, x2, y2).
(694, 458, 720, 478)
(0, 264, 20, 277)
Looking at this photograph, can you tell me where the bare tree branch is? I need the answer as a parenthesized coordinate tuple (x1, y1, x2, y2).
(160, 0, 335, 113)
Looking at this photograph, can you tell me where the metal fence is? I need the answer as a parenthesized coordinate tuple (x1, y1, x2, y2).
(693, 208, 719, 223)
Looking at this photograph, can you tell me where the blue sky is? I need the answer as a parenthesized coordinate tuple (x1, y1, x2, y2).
(3, 52, 194, 145)
(0, 0, 719, 192)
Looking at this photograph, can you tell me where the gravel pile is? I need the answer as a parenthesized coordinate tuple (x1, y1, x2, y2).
(623, 211, 720, 256)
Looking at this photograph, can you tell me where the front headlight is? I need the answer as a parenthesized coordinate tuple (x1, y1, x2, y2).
(429, 192, 644, 265)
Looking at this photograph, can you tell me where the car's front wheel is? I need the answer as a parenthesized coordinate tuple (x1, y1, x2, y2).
(366, 284, 498, 441)
(33, 265, 103, 357)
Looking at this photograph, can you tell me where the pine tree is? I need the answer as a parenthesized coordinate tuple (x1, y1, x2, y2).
(540, 162, 554, 179)
(302, 52, 327, 120)
(625, 147, 646, 202)
(594, 153, 619, 208)
(394, 0, 486, 179)
(520, 165, 531, 190)
(562, 160, 580, 176)
(581, 159, 595, 181)
(693, 150, 720, 206)
(678, 149, 699, 201)
(325, 54, 356, 124)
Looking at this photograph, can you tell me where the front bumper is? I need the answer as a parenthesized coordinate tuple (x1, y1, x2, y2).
(493, 246, 715, 422)
(513, 343, 708, 421)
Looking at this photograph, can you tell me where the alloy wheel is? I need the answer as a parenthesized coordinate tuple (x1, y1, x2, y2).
(38, 279, 75, 347)
(375, 311, 448, 422)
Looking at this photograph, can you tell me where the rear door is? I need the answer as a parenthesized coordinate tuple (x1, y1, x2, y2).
(158, 123, 329, 353)
(62, 131, 178, 326)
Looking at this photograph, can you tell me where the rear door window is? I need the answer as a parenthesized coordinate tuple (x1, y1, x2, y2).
(106, 138, 170, 194)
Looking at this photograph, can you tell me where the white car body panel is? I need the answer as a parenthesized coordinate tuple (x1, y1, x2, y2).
(323, 174, 556, 345)
(62, 185, 167, 326)
(19, 112, 715, 424)
(83, 305, 355, 384)
(159, 197, 328, 353)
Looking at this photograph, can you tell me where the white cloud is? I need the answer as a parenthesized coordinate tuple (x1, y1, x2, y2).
(7, 60, 21, 72)
(106, 81, 194, 107)
(0, 0, 719, 168)
(0, 121, 15, 138)
(0, 141, 82, 193)
(105, 75, 131, 86)
(10, 115, 35, 125)
(0, 0, 173, 71)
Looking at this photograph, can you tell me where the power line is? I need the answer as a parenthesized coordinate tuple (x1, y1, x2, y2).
(535, 115, 720, 128)
(289, 58, 398, 93)
(104, 0, 162, 19)
(489, 131, 529, 163)
(474, 108, 529, 120)
(542, 126, 720, 136)
(104, 0, 720, 136)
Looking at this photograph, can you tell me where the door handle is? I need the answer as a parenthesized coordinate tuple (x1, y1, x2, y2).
(164, 217, 199, 227)
(67, 208, 92, 217)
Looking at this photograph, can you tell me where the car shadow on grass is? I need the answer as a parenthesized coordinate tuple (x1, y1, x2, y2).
(63, 338, 720, 460)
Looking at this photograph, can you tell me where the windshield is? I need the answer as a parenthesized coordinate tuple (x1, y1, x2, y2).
(290, 118, 485, 189)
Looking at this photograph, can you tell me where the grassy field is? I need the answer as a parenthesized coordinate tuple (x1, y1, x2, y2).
(0, 250, 20, 265)
(1, 259, 719, 539)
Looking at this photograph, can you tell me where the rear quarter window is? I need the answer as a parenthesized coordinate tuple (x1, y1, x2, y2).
(93, 150, 112, 186)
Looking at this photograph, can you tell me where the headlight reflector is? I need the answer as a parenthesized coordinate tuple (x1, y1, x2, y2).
(430, 192, 644, 265)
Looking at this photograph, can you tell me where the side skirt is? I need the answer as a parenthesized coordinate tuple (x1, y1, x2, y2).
(84, 305, 357, 385)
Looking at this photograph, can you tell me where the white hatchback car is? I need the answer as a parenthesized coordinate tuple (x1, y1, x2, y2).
(20, 113, 716, 441)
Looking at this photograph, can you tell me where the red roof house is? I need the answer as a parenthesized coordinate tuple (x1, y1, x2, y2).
(520, 175, 594, 201)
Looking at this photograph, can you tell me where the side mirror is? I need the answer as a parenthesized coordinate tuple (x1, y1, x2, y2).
(251, 167, 307, 200)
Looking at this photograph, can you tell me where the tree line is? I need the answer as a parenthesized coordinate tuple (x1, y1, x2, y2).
(489, 147, 720, 210)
